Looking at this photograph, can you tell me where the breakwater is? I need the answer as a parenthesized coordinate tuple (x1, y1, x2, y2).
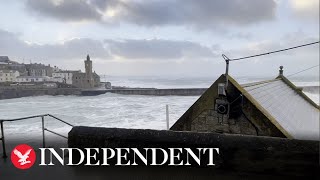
(1, 86, 318, 100)
(0, 88, 81, 100)
(81, 88, 207, 96)
(81, 85, 318, 96)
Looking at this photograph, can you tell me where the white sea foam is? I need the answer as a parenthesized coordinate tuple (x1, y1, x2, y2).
(0, 93, 198, 144)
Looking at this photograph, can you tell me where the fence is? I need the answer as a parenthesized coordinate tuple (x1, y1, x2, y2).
(0, 114, 73, 158)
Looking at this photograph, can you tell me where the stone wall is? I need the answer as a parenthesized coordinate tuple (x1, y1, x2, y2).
(0, 88, 81, 100)
(190, 108, 257, 135)
(68, 126, 319, 177)
(81, 88, 207, 96)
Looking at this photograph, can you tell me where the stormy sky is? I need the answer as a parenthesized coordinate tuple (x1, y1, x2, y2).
(0, 0, 319, 77)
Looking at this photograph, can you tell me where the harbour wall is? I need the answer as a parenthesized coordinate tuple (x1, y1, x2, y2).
(81, 85, 317, 96)
(81, 88, 208, 96)
(1, 86, 317, 100)
(0, 88, 81, 100)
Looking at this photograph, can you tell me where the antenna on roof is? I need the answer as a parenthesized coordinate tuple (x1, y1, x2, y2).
(222, 54, 230, 89)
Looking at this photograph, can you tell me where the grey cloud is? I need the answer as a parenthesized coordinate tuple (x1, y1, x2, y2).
(0, 29, 216, 62)
(26, 0, 101, 21)
(0, 29, 109, 61)
(119, 0, 276, 27)
(104, 39, 217, 60)
(24, 0, 277, 30)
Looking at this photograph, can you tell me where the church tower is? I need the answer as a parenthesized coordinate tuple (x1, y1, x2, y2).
(85, 54, 93, 88)
(85, 54, 93, 76)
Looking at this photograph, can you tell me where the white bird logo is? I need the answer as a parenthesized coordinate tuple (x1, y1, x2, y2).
(13, 149, 32, 165)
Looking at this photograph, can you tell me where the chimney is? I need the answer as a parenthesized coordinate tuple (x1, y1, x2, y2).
(279, 66, 284, 76)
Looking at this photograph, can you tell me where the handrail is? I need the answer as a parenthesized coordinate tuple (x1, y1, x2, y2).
(0, 114, 47, 122)
(0, 114, 73, 127)
(0, 114, 73, 158)
(46, 114, 73, 127)
(45, 128, 68, 139)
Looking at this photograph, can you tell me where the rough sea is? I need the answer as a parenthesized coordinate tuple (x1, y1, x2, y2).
(0, 76, 319, 147)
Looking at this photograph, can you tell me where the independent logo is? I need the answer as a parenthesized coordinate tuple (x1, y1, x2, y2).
(11, 144, 36, 169)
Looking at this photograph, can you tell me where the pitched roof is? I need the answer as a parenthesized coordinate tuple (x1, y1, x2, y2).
(240, 75, 319, 140)
(171, 74, 319, 141)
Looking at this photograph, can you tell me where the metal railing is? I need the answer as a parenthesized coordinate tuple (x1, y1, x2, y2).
(0, 114, 73, 158)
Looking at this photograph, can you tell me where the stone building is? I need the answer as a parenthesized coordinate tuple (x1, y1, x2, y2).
(72, 55, 100, 89)
(171, 67, 319, 141)
(25, 63, 53, 77)
(52, 70, 80, 85)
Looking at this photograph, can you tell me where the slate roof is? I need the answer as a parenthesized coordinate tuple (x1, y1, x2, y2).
(240, 75, 319, 140)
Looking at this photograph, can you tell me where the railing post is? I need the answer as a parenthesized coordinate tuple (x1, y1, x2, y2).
(166, 105, 169, 130)
(41, 116, 45, 148)
(0, 121, 7, 158)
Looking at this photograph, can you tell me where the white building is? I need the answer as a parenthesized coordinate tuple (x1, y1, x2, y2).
(52, 71, 79, 85)
(0, 70, 20, 82)
(15, 76, 49, 83)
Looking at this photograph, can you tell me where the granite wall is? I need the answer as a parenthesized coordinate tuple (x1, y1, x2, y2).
(0, 88, 81, 100)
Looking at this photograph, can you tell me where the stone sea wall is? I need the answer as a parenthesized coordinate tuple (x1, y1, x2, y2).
(0, 88, 81, 100)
